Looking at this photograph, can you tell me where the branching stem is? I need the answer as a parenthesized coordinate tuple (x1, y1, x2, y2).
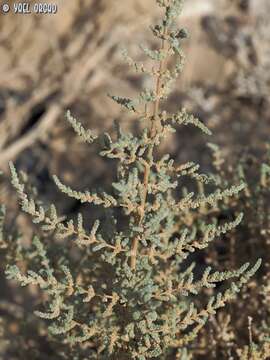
(130, 26, 168, 270)
(151, 34, 168, 137)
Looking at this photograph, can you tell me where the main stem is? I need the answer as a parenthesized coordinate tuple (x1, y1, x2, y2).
(130, 28, 168, 270)
(151, 37, 167, 138)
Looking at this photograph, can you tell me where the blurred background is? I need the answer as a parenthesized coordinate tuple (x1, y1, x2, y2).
(0, 0, 270, 358)
(0, 0, 269, 216)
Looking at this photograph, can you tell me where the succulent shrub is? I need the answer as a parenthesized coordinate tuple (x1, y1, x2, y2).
(3, 1, 261, 359)
(194, 145, 270, 359)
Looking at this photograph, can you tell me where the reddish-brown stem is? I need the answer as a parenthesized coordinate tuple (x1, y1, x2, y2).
(150, 37, 167, 138)
(130, 27, 168, 270)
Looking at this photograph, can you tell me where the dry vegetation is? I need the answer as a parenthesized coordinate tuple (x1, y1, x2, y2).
(0, 0, 270, 359)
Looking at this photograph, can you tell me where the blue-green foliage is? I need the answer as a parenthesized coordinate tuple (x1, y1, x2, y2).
(4, 1, 261, 359)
